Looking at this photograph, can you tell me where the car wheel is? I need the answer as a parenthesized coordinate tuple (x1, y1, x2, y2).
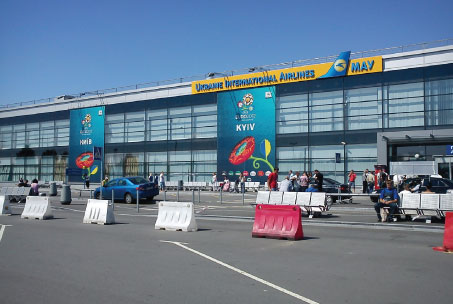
(124, 193, 133, 204)
(95, 192, 100, 199)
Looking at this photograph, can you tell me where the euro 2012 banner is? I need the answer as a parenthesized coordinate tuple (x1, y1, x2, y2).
(217, 87, 276, 183)
(68, 106, 105, 183)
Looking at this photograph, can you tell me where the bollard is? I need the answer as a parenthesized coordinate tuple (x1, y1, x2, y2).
(100, 186, 103, 200)
(60, 185, 72, 205)
(112, 189, 115, 211)
(90, 189, 92, 199)
(177, 187, 180, 202)
(198, 188, 201, 204)
(242, 190, 245, 206)
(136, 189, 139, 213)
(164, 190, 167, 201)
(49, 182, 57, 196)
(220, 187, 223, 204)
(192, 189, 195, 203)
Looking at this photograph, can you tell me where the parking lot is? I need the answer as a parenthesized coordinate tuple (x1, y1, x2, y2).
(1, 190, 452, 304)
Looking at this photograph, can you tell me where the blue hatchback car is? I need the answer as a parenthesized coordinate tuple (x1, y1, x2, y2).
(93, 176, 159, 203)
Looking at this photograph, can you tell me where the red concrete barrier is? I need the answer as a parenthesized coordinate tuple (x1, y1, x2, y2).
(252, 204, 303, 240)
(433, 212, 453, 253)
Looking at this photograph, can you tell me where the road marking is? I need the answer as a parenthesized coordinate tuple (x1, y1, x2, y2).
(160, 240, 320, 304)
(0, 224, 12, 243)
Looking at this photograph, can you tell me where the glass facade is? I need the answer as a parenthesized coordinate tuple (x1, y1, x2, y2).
(0, 64, 452, 183)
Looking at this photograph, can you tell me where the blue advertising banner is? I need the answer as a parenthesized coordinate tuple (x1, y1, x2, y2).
(68, 107, 105, 183)
(217, 86, 276, 182)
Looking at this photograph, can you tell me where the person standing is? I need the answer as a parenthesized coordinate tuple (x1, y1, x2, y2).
(362, 169, 368, 193)
(159, 171, 165, 191)
(313, 169, 323, 192)
(83, 173, 90, 189)
(366, 170, 375, 194)
(348, 170, 357, 193)
(240, 173, 246, 193)
(211, 172, 217, 191)
(378, 169, 388, 189)
(267, 167, 279, 191)
(300, 171, 309, 192)
(293, 171, 301, 192)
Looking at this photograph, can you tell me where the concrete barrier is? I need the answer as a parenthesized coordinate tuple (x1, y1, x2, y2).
(21, 196, 53, 220)
(83, 199, 115, 225)
(155, 201, 197, 232)
(0, 195, 11, 215)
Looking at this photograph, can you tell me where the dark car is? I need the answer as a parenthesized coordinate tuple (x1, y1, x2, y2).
(309, 177, 351, 203)
(93, 176, 159, 203)
(404, 177, 453, 193)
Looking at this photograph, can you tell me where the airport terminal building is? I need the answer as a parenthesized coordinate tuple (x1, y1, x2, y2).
(1, 40, 452, 184)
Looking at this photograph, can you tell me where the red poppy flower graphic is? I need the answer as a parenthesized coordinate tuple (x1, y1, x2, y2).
(76, 152, 94, 169)
(229, 136, 255, 165)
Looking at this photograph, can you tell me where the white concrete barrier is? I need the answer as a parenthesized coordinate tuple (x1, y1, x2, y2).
(21, 196, 53, 220)
(155, 201, 197, 232)
(0, 195, 11, 215)
(83, 199, 115, 225)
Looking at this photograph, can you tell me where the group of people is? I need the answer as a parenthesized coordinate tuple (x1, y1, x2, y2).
(149, 172, 166, 191)
(213, 172, 247, 193)
(17, 178, 39, 196)
(267, 168, 324, 193)
(374, 179, 436, 222)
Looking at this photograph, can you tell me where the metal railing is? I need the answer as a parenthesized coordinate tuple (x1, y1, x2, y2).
(1, 38, 452, 110)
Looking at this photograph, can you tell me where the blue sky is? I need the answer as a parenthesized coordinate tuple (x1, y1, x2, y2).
(1, 0, 452, 105)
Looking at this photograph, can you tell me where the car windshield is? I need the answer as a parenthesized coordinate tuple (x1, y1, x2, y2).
(127, 177, 148, 185)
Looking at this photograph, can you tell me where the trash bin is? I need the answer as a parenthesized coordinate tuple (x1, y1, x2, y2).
(178, 180, 183, 190)
(60, 185, 72, 205)
(49, 182, 57, 196)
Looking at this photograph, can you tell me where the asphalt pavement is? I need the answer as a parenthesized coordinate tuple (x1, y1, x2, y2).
(0, 189, 452, 304)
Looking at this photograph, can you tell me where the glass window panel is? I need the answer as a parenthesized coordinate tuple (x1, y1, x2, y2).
(146, 152, 167, 163)
(40, 129, 55, 147)
(13, 124, 25, 131)
(310, 117, 343, 132)
(169, 106, 191, 117)
(310, 145, 344, 159)
(387, 96, 424, 114)
(169, 151, 191, 162)
(193, 104, 216, 114)
(147, 119, 167, 141)
(426, 78, 453, 96)
(387, 82, 424, 99)
(26, 130, 40, 148)
(146, 109, 167, 119)
(347, 115, 382, 130)
(193, 150, 216, 162)
(277, 107, 308, 121)
(346, 144, 377, 158)
(106, 113, 124, 123)
(426, 109, 453, 126)
(310, 159, 344, 172)
(123, 153, 144, 176)
(169, 117, 191, 140)
(277, 146, 308, 159)
(347, 100, 381, 116)
(26, 122, 39, 130)
(310, 104, 343, 119)
(0, 125, 12, 132)
(56, 127, 69, 146)
(388, 112, 424, 128)
(345, 86, 381, 103)
(425, 94, 453, 111)
(310, 90, 343, 106)
(276, 94, 308, 109)
(40, 121, 54, 129)
(277, 120, 309, 134)
(0, 133, 12, 149)
(125, 111, 144, 121)
(55, 119, 69, 128)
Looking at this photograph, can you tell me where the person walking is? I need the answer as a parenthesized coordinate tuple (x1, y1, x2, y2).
(348, 170, 357, 193)
(362, 170, 368, 194)
(366, 170, 375, 194)
(267, 167, 279, 191)
(159, 171, 165, 191)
